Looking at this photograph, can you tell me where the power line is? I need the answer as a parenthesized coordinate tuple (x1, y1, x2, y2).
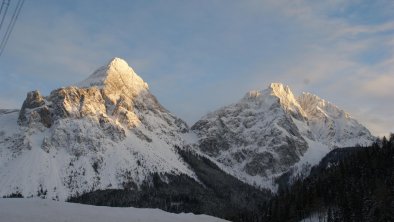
(0, 0, 24, 57)
(0, 0, 10, 33)
(0, 0, 6, 16)
(0, 0, 23, 56)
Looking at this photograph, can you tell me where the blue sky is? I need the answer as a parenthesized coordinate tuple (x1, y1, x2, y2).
(0, 0, 393, 136)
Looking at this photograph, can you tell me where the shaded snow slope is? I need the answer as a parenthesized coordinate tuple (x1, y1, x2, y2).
(0, 198, 228, 222)
(192, 83, 374, 190)
(0, 58, 195, 200)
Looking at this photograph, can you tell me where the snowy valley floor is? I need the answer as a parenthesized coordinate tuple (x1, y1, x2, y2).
(0, 198, 228, 222)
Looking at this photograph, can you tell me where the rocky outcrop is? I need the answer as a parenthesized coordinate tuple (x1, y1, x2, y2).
(18, 91, 51, 128)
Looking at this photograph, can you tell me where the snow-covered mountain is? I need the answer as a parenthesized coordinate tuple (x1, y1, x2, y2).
(0, 58, 195, 200)
(0, 57, 375, 203)
(191, 83, 375, 189)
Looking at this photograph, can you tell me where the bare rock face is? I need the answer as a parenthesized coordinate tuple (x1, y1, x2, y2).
(21, 90, 45, 108)
(18, 91, 51, 128)
(192, 83, 375, 189)
(0, 58, 193, 200)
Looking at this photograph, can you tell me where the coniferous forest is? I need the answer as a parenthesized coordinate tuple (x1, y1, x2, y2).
(260, 135, 394, 222)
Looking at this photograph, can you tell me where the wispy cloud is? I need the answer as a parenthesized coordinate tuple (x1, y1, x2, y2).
(0, 0, 393, 135)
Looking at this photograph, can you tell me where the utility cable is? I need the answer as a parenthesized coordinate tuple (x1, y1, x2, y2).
(0, 0, 10, 33)
(0, 0, 24, 57)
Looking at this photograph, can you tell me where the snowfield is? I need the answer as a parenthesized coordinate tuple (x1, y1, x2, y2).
(0, 198, 228, 222)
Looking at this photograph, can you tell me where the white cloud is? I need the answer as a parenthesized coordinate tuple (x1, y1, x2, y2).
(361, 74, 394, 97)
(1, 0, 393, 136)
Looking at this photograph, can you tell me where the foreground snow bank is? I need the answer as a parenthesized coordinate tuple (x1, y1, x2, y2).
(0, 198, 228, 222)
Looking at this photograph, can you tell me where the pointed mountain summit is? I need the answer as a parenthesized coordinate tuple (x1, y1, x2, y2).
(192, 83, 374, 189)
(77, 58, 149, 104)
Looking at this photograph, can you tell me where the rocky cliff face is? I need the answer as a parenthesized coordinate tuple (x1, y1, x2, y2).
(0, 58, 193, 200)
(191, 83, 375, 189)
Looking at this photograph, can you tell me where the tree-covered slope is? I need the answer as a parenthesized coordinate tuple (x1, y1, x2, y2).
(261, 135, 394, 222)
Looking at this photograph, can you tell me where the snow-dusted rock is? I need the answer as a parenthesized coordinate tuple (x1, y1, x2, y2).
(192, 83, 374, 190)
(298, 92, 372, 147)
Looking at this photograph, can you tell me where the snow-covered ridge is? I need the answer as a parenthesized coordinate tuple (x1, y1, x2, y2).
(298, 92, 348, 119)
(192, 82, 375, 190)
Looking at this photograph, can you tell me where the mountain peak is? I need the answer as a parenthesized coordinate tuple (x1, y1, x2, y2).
(243, 83, 293, 100)
(266, 83, 305, 115)
(108, 57, 130, 68)
(76, 57, 149, 103)
(77, 57, 149, 91)
(268, 83, 293, 97)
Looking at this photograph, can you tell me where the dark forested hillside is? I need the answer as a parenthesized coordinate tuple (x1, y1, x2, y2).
(68, 147, 271, 222)
(261, 135, 394, 222)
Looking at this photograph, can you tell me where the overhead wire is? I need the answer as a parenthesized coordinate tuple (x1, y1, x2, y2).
(0, 0, 10, 33)
(0, 0, 24, 57)
(0, 0, 6, 17)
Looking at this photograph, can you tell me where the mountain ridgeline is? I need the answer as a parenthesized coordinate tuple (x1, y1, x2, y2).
(0, 58, 384, 222)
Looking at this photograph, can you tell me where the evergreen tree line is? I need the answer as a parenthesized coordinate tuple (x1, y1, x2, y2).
(260, 134, 394, 222)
